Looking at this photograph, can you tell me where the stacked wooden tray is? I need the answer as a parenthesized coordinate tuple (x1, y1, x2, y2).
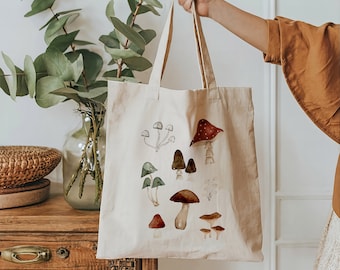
(0, 146, 61, 209)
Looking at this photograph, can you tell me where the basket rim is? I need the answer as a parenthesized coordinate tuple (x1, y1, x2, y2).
(0, 145, 61, 188)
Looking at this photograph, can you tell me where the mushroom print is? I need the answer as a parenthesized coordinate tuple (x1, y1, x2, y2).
(199, 212, 225, 240)
(171, 150, 186, 179)
(199, 212, 222, 227)
(141, 162, 165, 206)
(170, 189, 200, 230)
(185, 158, 197, 174)
(149, 214, 166, 238)
(141, 121, 175, 152)
(190, 119, 223, 164)
(211, 226, 225, 240)
(200, 228, 211, 239)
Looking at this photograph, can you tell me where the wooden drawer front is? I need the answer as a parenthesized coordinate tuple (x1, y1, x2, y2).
(0, 234, 109, 269)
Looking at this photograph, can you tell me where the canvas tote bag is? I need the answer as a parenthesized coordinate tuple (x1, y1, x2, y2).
(97, 1, 263, 261)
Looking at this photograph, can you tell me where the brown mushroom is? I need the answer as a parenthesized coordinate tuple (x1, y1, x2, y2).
(200, 228, 211, 239)
(172, 150, 186, 179)
(190, 119, 223, 164)
(199, 212, 222, 227)
(149, 214, 166, 238)
(170, 189, 200, 230)
(211, 225, 225, 240)
(185, 158, 196, 174)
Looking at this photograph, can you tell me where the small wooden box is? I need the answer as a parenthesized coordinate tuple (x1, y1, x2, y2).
(0, 193, 157, 270)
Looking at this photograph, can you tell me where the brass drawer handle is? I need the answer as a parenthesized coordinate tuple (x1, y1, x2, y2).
(1, 245, 51, 264)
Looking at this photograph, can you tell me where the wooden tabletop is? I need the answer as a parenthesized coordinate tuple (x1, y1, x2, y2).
(0, 193, 100, 233)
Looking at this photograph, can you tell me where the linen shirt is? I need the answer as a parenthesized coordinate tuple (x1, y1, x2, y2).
(264, 17, 340, 216)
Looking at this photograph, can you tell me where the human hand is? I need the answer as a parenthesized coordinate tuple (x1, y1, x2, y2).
(178, 0, 214, 17)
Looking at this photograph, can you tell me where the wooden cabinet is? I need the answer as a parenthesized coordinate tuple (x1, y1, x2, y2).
(0, 193, 157, 270)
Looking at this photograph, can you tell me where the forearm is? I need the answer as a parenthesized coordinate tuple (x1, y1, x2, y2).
(208, 0, 268, 53)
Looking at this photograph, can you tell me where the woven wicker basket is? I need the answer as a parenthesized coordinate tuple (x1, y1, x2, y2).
(0, 146, 61, 189)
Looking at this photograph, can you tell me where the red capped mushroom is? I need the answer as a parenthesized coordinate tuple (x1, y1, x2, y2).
(190, 119, 223, 164)
(149, 214, 166, 238)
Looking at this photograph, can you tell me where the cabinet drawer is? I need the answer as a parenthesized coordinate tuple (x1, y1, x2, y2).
(0, 234, 110, 269)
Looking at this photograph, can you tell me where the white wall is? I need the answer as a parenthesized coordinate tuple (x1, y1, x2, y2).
(0, 1, 338, 269)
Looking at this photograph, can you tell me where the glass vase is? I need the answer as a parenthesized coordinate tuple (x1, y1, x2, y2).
(63, 111, 105, 210)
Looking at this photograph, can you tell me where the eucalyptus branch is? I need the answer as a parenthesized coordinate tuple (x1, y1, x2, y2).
(0, 0, 162, 206)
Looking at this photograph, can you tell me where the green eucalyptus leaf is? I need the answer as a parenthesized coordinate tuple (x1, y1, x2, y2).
(139, 29, 157, 44)
(127, 0, 137, 12)
(43, 48, 74, 81)
(33, 54, 48, 80)
(78, 87, 107, 99)
(53, 87, 107, 105)
(99, 34, 120, 48)
(126, 13, 134, 26)
(24, 55, 36, 98)
(57, 9, 82, 16)
(88, 81, 107, 104)
(132, 24, 143, 33)
(144, 0, 162, 8)
(25, 0, 56, 17)
(138, 5, 160, 16)
(16, 67, 29, 97)
(52, 87, 82, 103)
(48, 31, 79, 52)
(39, 9, 82, 30)
(0, 68, 10, 95)
(105, 0, 115, 20)
(45, 13, 80, 45)
(73, 40, 94, 46)
(35, 76, 66, 108)
(39, 16, 57, 31)
(113, 29, 128, 47)
(2, 52, 17, 100)
(128, 29, 156, 54)
(75, 50, 103, 87)
(105, 48, 140, 60)
(110, 17, 145, 50)
(70, 54, 84, 82)
(103, 69, 133, 78)
(124, 56, 152, 71)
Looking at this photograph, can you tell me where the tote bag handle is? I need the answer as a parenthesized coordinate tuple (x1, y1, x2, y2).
(149, 0, 217, 92)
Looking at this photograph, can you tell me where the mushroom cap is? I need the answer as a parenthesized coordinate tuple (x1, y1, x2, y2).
(141, 130, 150, 137)
(153, 121, 163, 130)
(199, 212, 222, 221)
(152, 177, 165, 188)
(200, 228, 211, 233)
(170, 189, 200, 203)
(211, 225, 225, 232)
(190, 119, 223, 146)
(185, 158, 196, 173)
(149, 214, 166, 229)
(172, 150, 186, 170)
(165, 124, 174, 131)
(141, 162, 157, 177)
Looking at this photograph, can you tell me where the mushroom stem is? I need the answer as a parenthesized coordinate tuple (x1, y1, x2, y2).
(205, 141, 215, 164)
(175, 203, 190, 230)
(152, 187, 159, 206)
(176, 169, 183, 180)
